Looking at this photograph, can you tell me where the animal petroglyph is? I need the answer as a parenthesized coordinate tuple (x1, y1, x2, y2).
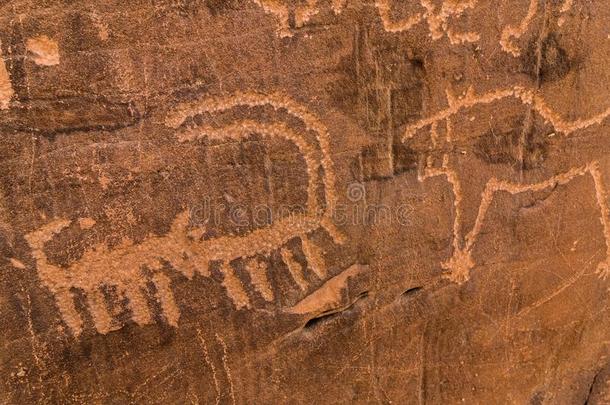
(166, 91, 344, 245)
(403, 86, 610, 141)
(499, 0, 539, 57)
(376, 0, 480, 45)
(251, 0, 331, 37)
(500, 0, 576, 55)
(405, 86, 610, 284)
(254, 0, 480, 44)
(25, 92, 347, 336)
(254, 0, 580, 56)
(0, 41, 14, 110)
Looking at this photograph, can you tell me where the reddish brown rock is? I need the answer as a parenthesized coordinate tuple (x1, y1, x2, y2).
(0, 0, 609, 403)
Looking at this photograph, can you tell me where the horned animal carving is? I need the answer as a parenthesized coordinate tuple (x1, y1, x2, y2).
(403, 86, 610, 283)
(25, 92, 345, 336)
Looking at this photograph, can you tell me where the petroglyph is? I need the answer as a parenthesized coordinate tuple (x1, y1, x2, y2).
(281, 248, 308, 291)
(376, 0, 480, 45)
(0, 41, 14, 110)
(3, 0, 610, 401)
(25, 91, 346, 336)
(403, 86, 610, 141)
(196, 330, 221, 405)
(167, 91, 344, 244)
(426, 160, 610, 284)
(251, 0, 581, 58)
(245, 258, 274, 301)
(406, 86, 610, 284)
(252, 0, 323, 37)
(171, 91, 345, 298)
(252, 0, 479, 43)
(500, 0, 538, 56)
(301, 235, 326, 278)
(215, 334, 236, 405)
(558, 0, 574, 27)
(288, 263, 367, 315)
(9, 258, 26, 270)
(469, 163, 610, 281)
(500, 0, 576, 55)
(221, 262, 251, 310)
(78, 217, 96, 230)
(378, 0, 575, 50)
(26, 36, 60, 66)
(251, 0, 586, 54)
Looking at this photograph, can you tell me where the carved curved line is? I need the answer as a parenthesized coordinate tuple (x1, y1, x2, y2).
(166, 91, 344, 243)
(499, 0, 538, 56)
(251, 0, 321, 37)
(178, 121, 322, 217)
(403, 86, 610, 141)
(375, 0, 423, 33)
(464, 164, 591, 251)
(375, 0, 479, 42)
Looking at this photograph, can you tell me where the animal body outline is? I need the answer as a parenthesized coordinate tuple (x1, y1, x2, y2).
(24, 91, 347, 336)
(403, 85, 610, 284)
(253, 0, 577, 55)
(253, 0, 480, 43)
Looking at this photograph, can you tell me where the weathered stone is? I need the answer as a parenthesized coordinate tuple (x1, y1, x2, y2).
(1, 0, 609, 403)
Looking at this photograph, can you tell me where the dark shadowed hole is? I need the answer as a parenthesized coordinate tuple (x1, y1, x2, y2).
(401, 286, 423, 298)
(302, 291, 369, 329)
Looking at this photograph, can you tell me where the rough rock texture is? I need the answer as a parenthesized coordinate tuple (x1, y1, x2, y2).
(1, 0, 609, 403)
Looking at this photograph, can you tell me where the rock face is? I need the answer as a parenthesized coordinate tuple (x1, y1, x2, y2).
(0, 1, 609, 403)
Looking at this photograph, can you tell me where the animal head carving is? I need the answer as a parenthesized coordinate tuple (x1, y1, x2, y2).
(24, 92, 346, 336)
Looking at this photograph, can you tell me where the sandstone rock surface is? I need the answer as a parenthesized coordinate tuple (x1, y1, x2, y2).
(1, 0, 609, 403)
